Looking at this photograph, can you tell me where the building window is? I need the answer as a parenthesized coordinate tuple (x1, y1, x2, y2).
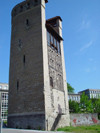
(50, 77, 53, 87)
(0, 85, 2, 89)
(14, 9, 17, 16)
(17, 80, 19, 90)
(26, 19, 29, 27)
(57, 41, 61, 54)
(1, 92, 8, 120)
(47, 31, 61, 54)
(78, 96, 80, 101)
(19, 5, 23, 12)
(18, 39, 22, 50)
(68, 96, 69, 100)
(4, 86, 7, 90)
(26, 2, 30, 9)
(34, 0, 38, 6)
(47, 31, 50, 46)
(23, 55, 26, 64)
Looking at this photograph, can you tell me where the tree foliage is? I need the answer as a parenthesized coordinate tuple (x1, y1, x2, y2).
(69, 92, 100, 113)
(67, 83, 74, 93)
(69, 100, 80, 113)
(91, 98, 100, 113)
(80, 92, 93, 113)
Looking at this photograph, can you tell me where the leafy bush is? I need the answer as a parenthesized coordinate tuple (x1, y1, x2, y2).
(69, 92, 100, 113)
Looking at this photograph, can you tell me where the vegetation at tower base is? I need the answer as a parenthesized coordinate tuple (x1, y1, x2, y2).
(57, 125, 100, 133)
(67, 83, 75, 93)
(69, 92, 100, 115)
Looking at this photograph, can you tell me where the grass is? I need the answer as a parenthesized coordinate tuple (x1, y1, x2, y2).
(57, 125, 100, 133)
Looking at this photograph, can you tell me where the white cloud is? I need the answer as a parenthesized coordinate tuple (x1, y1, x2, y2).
(80, 41, 93, 52)
(89, 59, 93, 61)
(77, 20, 91, 32)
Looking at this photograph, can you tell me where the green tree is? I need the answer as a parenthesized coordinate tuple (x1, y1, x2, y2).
(80, 92, 92, 113)
(69, 100, 80, 113)
(67, 83, 74, 93)
(91, 98, 100, 113)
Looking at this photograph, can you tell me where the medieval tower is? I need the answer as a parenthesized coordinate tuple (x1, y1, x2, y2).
(8, 0, 70, 130)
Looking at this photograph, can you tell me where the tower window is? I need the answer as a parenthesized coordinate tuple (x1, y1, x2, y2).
(26, 19, 29, 27)
(18, 39, 22, 50)
(19, 5, 23, 12)
(50, 77, 53, 87)
(34, 0, 38, 6)
(35, 0, 38, 3)
(14, 9, 17, 16)
(26, 2, 30, 9)
(47, 30, 61, 54)
(57, 41, 61, 54)
(17, 80, 19, 90)
(47, 31, 50, 46)
(23, 55, 26, 64)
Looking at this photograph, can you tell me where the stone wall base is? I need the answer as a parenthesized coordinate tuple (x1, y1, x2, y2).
(70, 113, 100, 127)
(8, 113, 45, 130)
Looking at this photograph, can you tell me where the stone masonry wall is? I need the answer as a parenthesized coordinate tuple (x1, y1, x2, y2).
(8, 2, 45, 129)
(70, 113, 100, 126)
(9, 4, 44, 115)
(8, 113, 45, 129)
(48, 46, 63, 92)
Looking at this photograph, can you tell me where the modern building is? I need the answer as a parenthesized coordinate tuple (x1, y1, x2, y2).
(0, 83, 8, 122)
(68, 93, 81, 102)
(8, 0, 70, 130)
(78, 89, 100, 99)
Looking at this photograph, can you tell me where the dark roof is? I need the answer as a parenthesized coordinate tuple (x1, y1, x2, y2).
(68, 93, 81, 95)
(46, 16, 62, 22)
(78, 88, 100, 93)
(45, 0, 48, 3)
(46, 23, 63, 41)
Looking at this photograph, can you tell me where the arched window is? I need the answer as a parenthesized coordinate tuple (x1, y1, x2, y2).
(34, 0, 38, 6)
(19, 5, 23, 12)
(50, 77, 53, 87)
(23, 55, 26, 64)
(17, 80, 19, 90)
(26, 2, 30, 9)
(18, 39, 22, 50)
(26, 19, 29, 27)
(35, 0, 38, 3)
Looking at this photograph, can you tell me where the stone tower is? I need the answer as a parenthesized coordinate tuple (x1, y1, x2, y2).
(8, 0, 70, 130)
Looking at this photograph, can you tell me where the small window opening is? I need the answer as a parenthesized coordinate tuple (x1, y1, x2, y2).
(20, 5, 23, 12)
(50, 77, 53, 87)
(17, 80, 19, 90)
(34, 0, 38, 6)
(26, 19, 29, 27)
(14, 9, 17, 16)
(26, 2, 30, 9)
(18, 39, 22, 49)
(35, 0, 38, 2)
(23, 55, 26, 64)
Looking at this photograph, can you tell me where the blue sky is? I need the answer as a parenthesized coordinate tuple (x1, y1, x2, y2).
(0, 0, 100, 93)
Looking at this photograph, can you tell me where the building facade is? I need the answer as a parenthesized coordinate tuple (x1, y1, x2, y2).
(0, 83, 8, 122)
(8, 0, 70, 130)
(68, 93, 81, 102)
(78, 89, 100, 99)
